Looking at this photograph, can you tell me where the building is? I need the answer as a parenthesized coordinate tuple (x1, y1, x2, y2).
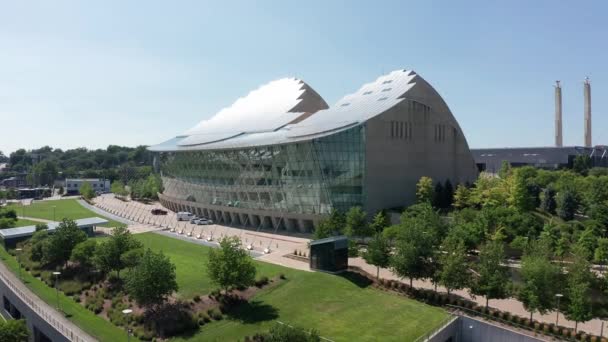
(309, 236, 349, 273)
(149, 70, 477, 232)
(0, 217, 107, 248)
(16, 187, 51, 200)
(0, 176, 26, 189)
(472, 146, 608, 173)
(65, 178, 110, 195)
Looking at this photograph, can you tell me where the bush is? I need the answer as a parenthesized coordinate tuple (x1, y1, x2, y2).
(59, 280, 88, 296)
(207, 308, 223, 320)
(279, 273, 286, 280)
(193, 295, 201, 302)
(73, 295, 81, 303)
(255, 276, 269, 288)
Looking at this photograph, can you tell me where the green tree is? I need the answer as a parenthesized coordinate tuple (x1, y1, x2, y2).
(363, 234, 391, 279)
(35, 223, 48, 231)
(437, 237, 469, 296)
(70, 239, 97, 269)
(573, 155, 592, 175)
(432, 182, 444, 208)
(79, 181, 96, 199)
(556, 189, 578, 221)
(470, 240, 510, 308)
(510, 169, 536, 211)
(416, 176, 434, 204)
(564, 250, 594, 332)
(313, 209, 345, 239)
(207, 236, 256, 293)
(94, 226, 142, 279)
(125, 249, 178, 308)
(121, 248, 144, 270)
(576, 227, 597, 260)
(539, 187, 556, 213)
(443, 179, 454, 209)
(370, 211, 390, 234)
(594, 238, 608, 274)
(517, 250, 561, 321)
(344, 206, 370, 237)
(44, 218, 87, 266)
(110, 180, 128, 196)
(0, 319, 29, 342)
(498, 160, 512, 179)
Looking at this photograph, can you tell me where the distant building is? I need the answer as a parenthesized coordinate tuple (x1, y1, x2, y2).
(0, 176, 26, 189)
(65, 178, 110, 195)
(16, 188, 51, 200)
(471, 146, 608, 173)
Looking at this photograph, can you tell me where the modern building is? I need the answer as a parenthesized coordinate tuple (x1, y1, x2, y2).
(65, 178, 110, 195)
(149, 69, 478, 232)
(309, 236, 348, 273)
(472, 145, 608, 173)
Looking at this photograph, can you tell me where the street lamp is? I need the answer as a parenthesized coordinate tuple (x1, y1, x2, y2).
(53, 271, 61, 311)
(122, 309, 133, 342)
(555, 293, 564, 326)
(15, 248, 22, 279)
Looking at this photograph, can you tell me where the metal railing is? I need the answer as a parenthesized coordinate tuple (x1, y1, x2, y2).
(413, 313, 458, 342)
(0, 262, 95, 342)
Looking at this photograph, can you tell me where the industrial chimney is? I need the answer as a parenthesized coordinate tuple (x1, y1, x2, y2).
(584, 77, 592, 147)
(555, 81, 563, 147)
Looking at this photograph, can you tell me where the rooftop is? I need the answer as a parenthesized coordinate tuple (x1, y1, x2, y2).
(0, 217, 108, 239)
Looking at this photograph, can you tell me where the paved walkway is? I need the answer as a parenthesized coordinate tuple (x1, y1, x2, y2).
(0, 256, 96, 342)
(349, 257, 607, 337)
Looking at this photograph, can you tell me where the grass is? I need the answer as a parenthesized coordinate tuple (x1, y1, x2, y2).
(8, 199, 122, 227)
(0, 247, 129, 342)
(135, 233, 448, 342)
(13, 218, 42, 227)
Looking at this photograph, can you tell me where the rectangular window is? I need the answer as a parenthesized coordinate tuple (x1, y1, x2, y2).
(381, 88, 392, 92)
(378, 97, 388, 101)
(382, 80, 393, 84)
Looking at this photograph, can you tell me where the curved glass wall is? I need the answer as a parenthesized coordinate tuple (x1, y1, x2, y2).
(157, 125, 365, 215)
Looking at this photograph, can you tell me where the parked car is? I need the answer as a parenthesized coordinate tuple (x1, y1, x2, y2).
(177, 212, 194, 221)
(151, 208, 168, 215)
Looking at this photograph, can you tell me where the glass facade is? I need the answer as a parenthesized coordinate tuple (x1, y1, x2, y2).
(157, 125, 365, 215)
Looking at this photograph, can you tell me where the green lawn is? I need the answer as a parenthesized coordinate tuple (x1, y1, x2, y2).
(135, 233, 448, 342)
(8, 199, 122, 227)
(0, 247, 129, 342)
(13, 218, 42, 227)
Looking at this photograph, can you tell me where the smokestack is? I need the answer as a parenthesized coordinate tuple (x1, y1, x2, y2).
(555, 81, 563, 147)
(584, 77, 592, 147)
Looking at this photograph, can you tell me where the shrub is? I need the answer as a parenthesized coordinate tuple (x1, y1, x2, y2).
(279, 273, 286, 280)
(59, 280, 88, 296)
(193, 295, 201, 302)
(73, 295, 81, 303)
(207, 308, 223, 320)
(198, 318, 206, 326)
(255, 276, 269, 288)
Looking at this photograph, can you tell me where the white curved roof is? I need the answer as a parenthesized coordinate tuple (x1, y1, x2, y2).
(149, 69, 418, 152)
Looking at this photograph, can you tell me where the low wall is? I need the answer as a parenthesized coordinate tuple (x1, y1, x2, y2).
(427, 315, 545, 342)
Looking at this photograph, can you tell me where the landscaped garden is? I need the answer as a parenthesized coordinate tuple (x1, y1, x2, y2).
(6, 198, 122, 227)
(2, 223, 448, 341)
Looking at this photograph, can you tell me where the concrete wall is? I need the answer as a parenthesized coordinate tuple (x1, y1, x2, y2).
(364, 73, 478, 214)
(0, 280, 69, 342)
(427, 316, 544, 342)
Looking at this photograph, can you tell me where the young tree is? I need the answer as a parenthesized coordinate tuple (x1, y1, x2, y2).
(110, 180, 128, 196)
(94, 226, 142, 279)
(539, 187, 556, 214)
(0, 319, 29, 342)
(594, 238, 608, 274)
(416, 176, 434, 204)
(121, 248, 144, 270)
(390, 213, 435, 288)
(443, 179, 454, 209)
(498, 160, 512, 179)
(344, 206, 370, 237)
(470, 240, 510, 308)
(70, 239, 97, 269)
(125, 249, 178, 308)
(363, 234, 391, 279)
(313, 209, 345, 239)
(517, 251, 561, 321)
(44, 218, 87, 266)
(207, 236, 256, 293)
(432, 182, 444, 209)
(452, 184, 470, 210)
(437, 238, 469, 296)
(79, 181, 96, 199)
(556, 189, 578, 221)
(370, 211, 390, 234)
(573, 155, 592, 175)
(565, 250, 594, 332)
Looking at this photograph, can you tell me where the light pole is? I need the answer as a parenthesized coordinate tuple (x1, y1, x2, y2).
(15, 248, 22, 279)
(122, 309, 133, 342)
(555, 293, 563, 326)
(53, 271, 61, 311)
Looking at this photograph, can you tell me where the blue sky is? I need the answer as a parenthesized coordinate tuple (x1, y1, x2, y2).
(1, 1, 607, 154)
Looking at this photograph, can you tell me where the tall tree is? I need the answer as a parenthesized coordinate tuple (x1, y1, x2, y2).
(79, 182, 96, 200)
(437, 238, 469, 296)
(443, 179, 454, 209)
(70, 239, 97, 270)
(452, 184, 470, 210)
(125, 249, 178, 308)
(540, 187, 557, 213)
(207, 236, 256, 293)
(416, 176, 434, 204)
(370, 211, 390, 234)
(594, 238, 608, 274)
(517, 250, 561, 321)
(363, 234, 391, 279)
(432, 182, 444, 208)
(470, 240, 510, 308)
(94, 226, 142, 279)
(498, 160, 512, 179)
(344, 206, 370, 237)
(556, 189, 578, 221)
(44, 218, 87, 266)
(564, 249, 594, 332)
